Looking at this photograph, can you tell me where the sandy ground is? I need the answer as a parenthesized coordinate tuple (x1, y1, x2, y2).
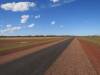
(44, 38, 97, 75)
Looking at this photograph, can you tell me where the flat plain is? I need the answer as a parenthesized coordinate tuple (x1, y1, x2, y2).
(0, 36, 100, 75)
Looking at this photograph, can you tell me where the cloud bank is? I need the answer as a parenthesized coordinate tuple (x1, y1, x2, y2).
(0, 2, 36, 12)
(0, 0, 76, 12)
(0, 26, 21, 33)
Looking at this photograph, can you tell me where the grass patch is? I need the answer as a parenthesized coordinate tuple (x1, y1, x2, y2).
(82, 37, 100, 45)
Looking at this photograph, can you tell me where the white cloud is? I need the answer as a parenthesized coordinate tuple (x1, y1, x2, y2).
(0, 26, 21, 33)
(50, 0, 60, 3)
(50, 0, 76, 7)
(0, 1, 76, 12)
(51, 21, 56, 25)
(21, 15, 29, 23)
(6, 24, 12, 28)
(0, 2, 36, 12)
(28, 23, 35, 28)
(50, 0, 61, 8)
(34, 15, 41, 19)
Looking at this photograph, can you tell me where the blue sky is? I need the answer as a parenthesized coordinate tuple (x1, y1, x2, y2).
(0, 0, 100, 36)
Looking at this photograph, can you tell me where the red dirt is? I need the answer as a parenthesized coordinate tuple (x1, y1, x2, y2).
(44, 38, 97, 75)
(0, 38, 72, 75)
(0, 40, 60, 56)
(0, 38, 64, 56)
(79, 39, 100, 75)
(1, 37, 99, 75)
(0, 39, 66, 64)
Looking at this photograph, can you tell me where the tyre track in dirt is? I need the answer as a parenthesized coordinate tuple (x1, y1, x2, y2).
(44, 38, 97, 75)
(0, 38, 72, 75)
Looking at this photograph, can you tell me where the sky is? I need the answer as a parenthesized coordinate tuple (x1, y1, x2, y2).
(0, 0, 100, 36)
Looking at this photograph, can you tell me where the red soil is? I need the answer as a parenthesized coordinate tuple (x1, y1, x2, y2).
(0, 39, 66, 64)
(0, 40, 57, 56)
(0, 38, 63, 56)
(79, 39, 100, 75)
(44, 38, 97, 75)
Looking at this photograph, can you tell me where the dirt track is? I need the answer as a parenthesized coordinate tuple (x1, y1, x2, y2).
(0, 38, 100, 75)
(0, 38, 72, 75)
(44, 38, 97, 75)
(0, 38, 67, 64)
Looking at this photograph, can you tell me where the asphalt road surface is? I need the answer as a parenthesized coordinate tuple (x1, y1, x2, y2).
(0, 38, 72, 75)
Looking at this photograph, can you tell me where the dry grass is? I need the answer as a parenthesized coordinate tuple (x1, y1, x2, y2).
(79, 37, 100, 46)
(0, 37, 68, 54)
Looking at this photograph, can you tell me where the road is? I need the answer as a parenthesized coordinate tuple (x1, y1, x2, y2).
(44, 38, 98, 75)
(0, 38, 99, 75)
(0, 38, 72, 75)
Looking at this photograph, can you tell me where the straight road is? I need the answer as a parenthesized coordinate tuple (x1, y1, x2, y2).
(44, 38, 97, 75)
(0, 38, 67, 64)
(0, 38, 72, 75)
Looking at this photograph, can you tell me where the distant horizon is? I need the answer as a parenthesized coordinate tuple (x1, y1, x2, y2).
(0, 34, 100, 37)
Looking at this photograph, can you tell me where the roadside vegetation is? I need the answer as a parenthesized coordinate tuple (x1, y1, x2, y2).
(0, 37, 68, 55)
(81, 36, 100, 45)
